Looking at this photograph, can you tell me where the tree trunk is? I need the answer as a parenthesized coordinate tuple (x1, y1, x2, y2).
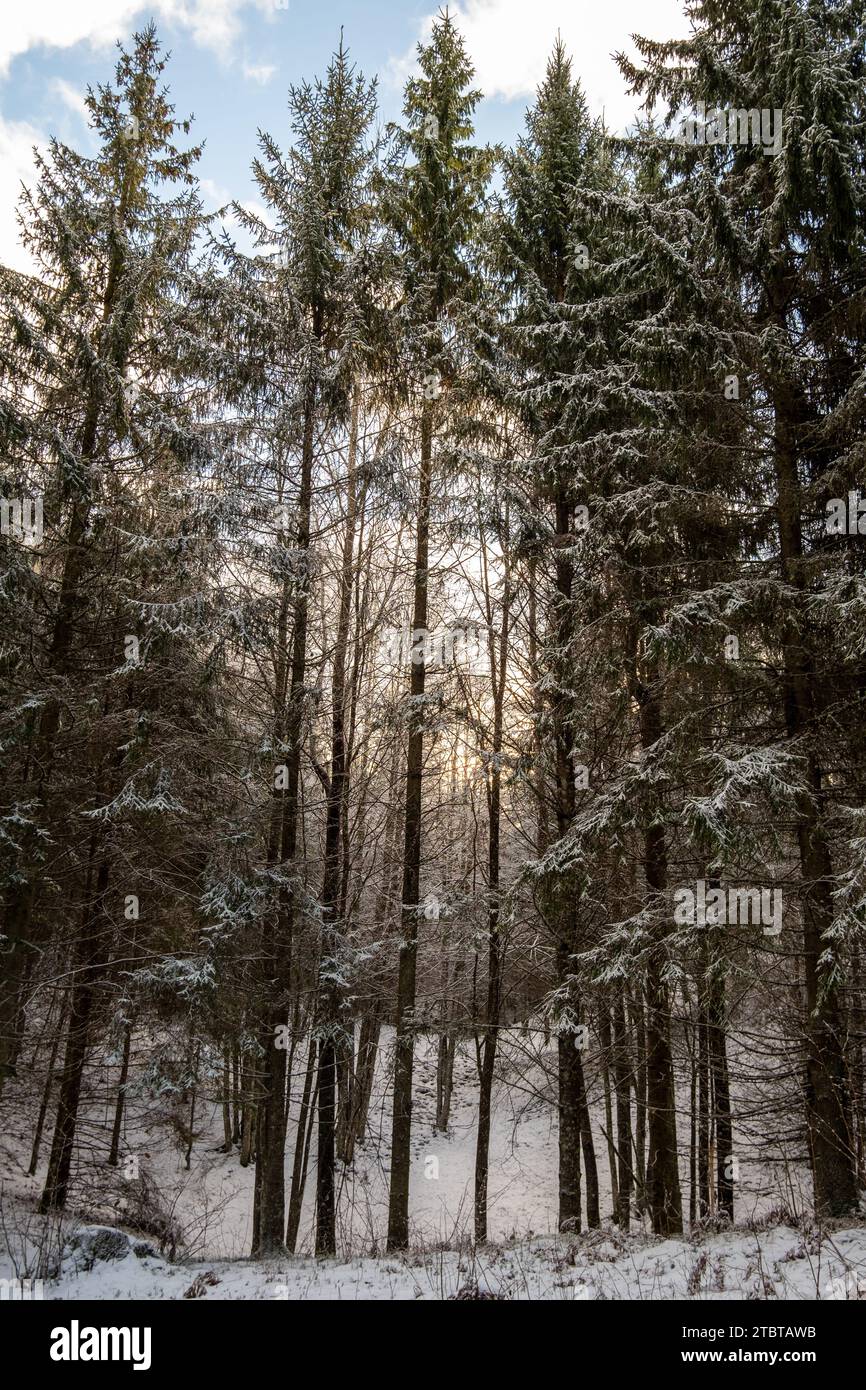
(335, 1027, 354, 1164)
(39, 854, 110, 1213)
(769, 340, 857, 1218)
(636, 664, 682, 1236)
(599, 1002, 619, 1220)
(253, 329, 320, 1255)
(631, 986, 648, 1215)
(28, 992, 69, 1178)
(698, 971, 711, 1221)
(474, 792, 502, 1241)
(348, 1008, 380, 1155)
(221, 1043, 233, 1153)
(387, 400, 434, 1252)
(315, 382, 360, 1256)
(287, 1040, 318, 1253)
(185, 1071, 198, 1170)
(231, 1044, 241, 1146)
(612, 988, 633, 1229)
(239, 1056, 255, 1168)
(474, 543, 509, 1242)
(579, 1053, 600, 1228)
(708, 962, 734, 1222)
(557, 1007, 583, 1234)
(107, 1021, 132, 1167)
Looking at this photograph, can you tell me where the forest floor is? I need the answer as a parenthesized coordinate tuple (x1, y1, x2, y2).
(2, 1028, 865, 1299)
(3, 1216, 866, 1300)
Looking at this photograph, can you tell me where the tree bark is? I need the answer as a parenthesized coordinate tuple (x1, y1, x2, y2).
(610, 988, 632, 1229)
(39, 853, 110, 1213)
(253, 322, 321, 1255)
(631, 986, 648, 1215)
(315, 382, 361, 1256)
(287, 1038, 317, 1252)
(387, 400, 433, 1251)
(107, 1021, 132, 1167)
(635, 662, 682, 1236)
(27, 991, 69, 1178)
(557, 995, 582, 1234)
(708, 960, 734, 1222)
(599, 1002, 619, 1219)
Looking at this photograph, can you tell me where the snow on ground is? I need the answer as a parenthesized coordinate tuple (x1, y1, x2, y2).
(3, 1028, 574, 1261)
(2, 1026, 864, 1299)
(2, 1027, 809, 1260)
(3, 1221, 866, 1301)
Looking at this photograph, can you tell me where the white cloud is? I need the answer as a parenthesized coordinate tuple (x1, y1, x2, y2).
(51, 77, 90, 122)
(0, 1, 289, 77)
(201, 176, 234, 205)
(242, 60, 277, 85)
(0, 114, 44, 273)
(389, 0, 692, 132)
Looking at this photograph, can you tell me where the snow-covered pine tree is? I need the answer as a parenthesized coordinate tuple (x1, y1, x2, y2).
(619, 0, 866, 1223)
(380, 7, 493, 1252)
(0, 26, 231, 1209)
(490, 39, 615, 1234)
(303, 44, 381, 1260)
(223, 34, 380, 1256)
(495, 28, 779, 1234)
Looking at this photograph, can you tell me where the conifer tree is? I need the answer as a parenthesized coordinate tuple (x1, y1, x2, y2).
(226, 35, 379, 1255)
(0, 26, 228, 1209)
(492, 39, 612, 1233)
(382, 8, 492, 1251)
(620, 0, 866, 1221)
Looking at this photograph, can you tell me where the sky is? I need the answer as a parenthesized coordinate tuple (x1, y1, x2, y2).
(0, 0, 693, 270)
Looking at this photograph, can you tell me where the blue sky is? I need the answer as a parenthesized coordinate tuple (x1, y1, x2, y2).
(0, 0, 691, 269)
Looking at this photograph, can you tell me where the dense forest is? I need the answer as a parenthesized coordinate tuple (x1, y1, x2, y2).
(1, 0, 865, 1278)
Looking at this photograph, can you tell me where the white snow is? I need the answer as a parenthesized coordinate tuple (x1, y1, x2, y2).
(2, 1026, 864, 1300)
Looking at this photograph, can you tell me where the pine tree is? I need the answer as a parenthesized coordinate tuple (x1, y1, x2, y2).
(619, 0, 865, 1222)
(382, 7, 492, 1251)
(0, 26, 229, 1208)
(225, 34, 379, 1255)
(492, 38, 612, 1234)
